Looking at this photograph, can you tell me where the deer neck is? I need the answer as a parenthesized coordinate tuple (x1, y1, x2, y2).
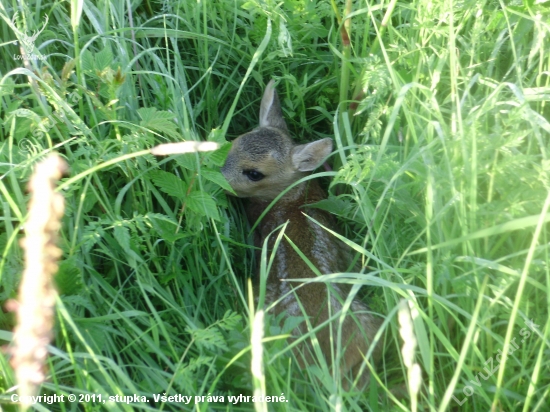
(245, 180, 325, 228)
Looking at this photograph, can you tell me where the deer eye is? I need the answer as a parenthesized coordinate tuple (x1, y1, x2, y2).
(243, 169, 265, 182)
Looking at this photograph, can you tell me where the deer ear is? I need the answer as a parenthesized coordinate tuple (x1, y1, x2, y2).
(259, 80, 288, 131)
(291, 138, 333, 172)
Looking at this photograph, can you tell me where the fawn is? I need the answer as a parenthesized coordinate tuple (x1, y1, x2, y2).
(221, 80, 381, 388)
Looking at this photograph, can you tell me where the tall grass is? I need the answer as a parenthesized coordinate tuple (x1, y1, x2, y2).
(0, 0, 549, 410)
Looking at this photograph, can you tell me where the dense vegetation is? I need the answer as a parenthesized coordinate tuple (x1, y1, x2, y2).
(0, 0, 549, 410)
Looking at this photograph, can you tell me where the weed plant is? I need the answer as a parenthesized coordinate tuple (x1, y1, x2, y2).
(0, 0, 549, 411)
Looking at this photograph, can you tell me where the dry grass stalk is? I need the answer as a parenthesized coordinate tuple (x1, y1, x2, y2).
(9, 153, 67, 404)
(398, 299, 422, 410)
(150, 141, 219, 155)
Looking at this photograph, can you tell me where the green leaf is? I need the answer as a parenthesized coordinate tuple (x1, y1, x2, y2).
(95, 47, 113, 71)
(138, 107, 182, 140)
(0, 78, 15, 97)
(207, 127, 226, 144)
(147, 213, 189, 243)
(82, 222, 104, 253)
(112, 221, 142, 263)
(81, 50, 94, 73)
(175, 153, 197, 171)
(218, 310, 242, 330)
(62, 295, 96, 313)
(204, 142, 231, 167)
(81, 188, 98, 214)
(186, 326, 227, 351)
(113, 223, 131, 251)
(0, 261, 20, 301)
(200, 169, 235, 193)
(149, 170, 187, 199)
(307, 197, 351, 215)
(55, 258, 83, 295)
(186, 192, 220, 221)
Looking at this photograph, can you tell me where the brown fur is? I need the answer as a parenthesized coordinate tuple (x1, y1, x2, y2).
(222, 80, 381, 388)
